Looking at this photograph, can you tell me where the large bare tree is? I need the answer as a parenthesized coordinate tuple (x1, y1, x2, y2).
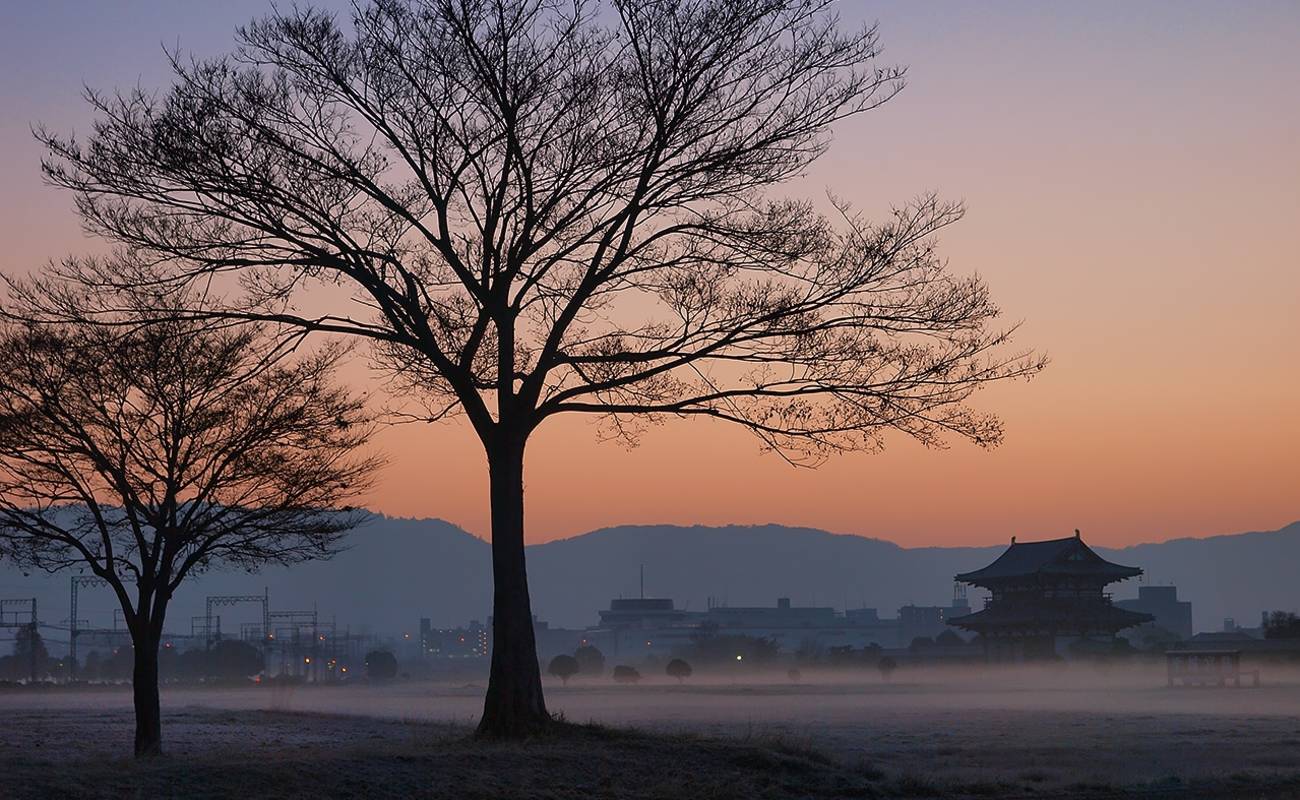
(37, 0, 1043, 735)
(0, 293, 378, 757)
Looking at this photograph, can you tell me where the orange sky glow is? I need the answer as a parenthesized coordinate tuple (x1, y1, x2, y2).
(2, 2, 1297, 547)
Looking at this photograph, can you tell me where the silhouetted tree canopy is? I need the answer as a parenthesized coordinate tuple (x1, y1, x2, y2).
(0, 626, 49, 682)
(934, 630, 964, 647)
(575, 644, 605, 677)
(665, 658, 692, 683)
(32, 0, 1043, 736)
(877, 656, 898, 680)
(612, 665, 641, 684)
(207, 640, 266, 682)
(907, 636, 935, 652)
(689, 632, 779, 665)
(0, 291, 378, 756)
(547, 653, 579, 685)
(365, 649, 399, 681)
(1264, 612, 1300, 640)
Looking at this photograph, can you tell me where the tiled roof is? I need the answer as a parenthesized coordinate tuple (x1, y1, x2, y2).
(955, 535, 1143, 584)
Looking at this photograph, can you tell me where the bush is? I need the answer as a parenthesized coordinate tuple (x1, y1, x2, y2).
(787, 667, 803, 684)
(877, 656, 898, 681)
(665, 658, 692, 683)
(207, 640, 264, 682)
(548, 654, 580, 685)
(365, 649, 398, 682)
(612, 665, 641, 684)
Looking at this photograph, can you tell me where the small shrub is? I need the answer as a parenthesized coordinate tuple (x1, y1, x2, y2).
(575, 645, 605, 676)
(665, 658, 693, 683)
(612, 665, 641, 684)
(548, 654, 580, 685)
(364, 650, 398, 682)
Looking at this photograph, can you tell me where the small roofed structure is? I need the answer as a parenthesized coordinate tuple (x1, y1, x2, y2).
(948, 531, 1153, 661)
(1165, 649, 1259, 688)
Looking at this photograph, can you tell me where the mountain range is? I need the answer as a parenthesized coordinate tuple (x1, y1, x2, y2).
(1, 516, 1297, 644)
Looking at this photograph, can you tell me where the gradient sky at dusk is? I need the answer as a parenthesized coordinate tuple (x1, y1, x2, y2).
(2, 2, 1297, 547)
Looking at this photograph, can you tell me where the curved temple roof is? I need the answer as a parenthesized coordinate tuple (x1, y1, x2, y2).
(955, 534, 1143, 585)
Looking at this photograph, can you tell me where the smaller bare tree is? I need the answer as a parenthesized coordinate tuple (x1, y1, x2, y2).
(0, 289, 379, 758)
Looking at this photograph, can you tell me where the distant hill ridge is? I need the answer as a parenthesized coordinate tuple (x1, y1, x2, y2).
(0, 516, 1295, 641)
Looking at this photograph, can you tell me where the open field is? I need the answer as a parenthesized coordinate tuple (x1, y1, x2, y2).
(4, 665, 1300, 798)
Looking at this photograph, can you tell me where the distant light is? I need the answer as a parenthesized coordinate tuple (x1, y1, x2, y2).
(403, 633, 411, 640)
(304, 657, 312, 664)
(736, 655, 743, 661)
(341, 667, 348, 673)
(645, 640, 652, 646)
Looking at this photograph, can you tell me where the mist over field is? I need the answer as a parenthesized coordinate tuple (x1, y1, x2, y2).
(8, 662, 1300, 797)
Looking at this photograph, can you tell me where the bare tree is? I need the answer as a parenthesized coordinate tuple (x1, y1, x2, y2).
(0, 292, 378, 757)
(36, 0, 1043, 736)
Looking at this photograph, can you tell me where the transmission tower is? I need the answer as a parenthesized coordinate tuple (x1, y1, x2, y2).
(205, 590, 269, 651)
(69, 576, 110, 680)
(0, 598, 38, 683)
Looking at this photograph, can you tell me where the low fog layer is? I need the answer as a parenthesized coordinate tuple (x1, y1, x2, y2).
(7, 662, 1300, 723)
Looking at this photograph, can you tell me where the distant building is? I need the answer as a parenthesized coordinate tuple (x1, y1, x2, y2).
(580, 594, 969, 658)
(899, 588, 971, 646)
(1171, 633, 1300, 663)
(948, 532, 1153, 661)
(586, 597, 703, 658)
(1116, 585, 1193, 641)
(419, 617, 488, 658)
(529, 618, 589, 662)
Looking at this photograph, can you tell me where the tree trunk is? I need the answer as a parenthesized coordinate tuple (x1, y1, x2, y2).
(477, 438, 550, 737)
(132, 628, 163, 757)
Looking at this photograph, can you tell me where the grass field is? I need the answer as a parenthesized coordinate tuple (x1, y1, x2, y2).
(4, 666, 1300, 798)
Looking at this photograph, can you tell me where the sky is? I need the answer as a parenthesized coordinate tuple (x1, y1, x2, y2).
(1, 2, 1297, 548)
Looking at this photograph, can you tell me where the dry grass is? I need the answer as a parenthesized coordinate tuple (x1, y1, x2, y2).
(4, 708, 1300, 799)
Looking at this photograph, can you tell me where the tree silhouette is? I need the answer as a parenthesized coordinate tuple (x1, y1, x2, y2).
(547, 654, 579, 685)
(36, 0, 1043, 736)
(0, 626, 49, 682)
(1264, 612, 1300, 640)
(0, 294, 377, 757)
(574, 645, 605, 677)
(665, 658, 693, 684)
(365, 649, 399, 681)
(612, 665, 641, 684)
(207, 640, 266, 682)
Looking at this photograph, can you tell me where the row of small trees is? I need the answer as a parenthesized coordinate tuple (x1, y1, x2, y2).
(0, 633, 404, 686)
(547, 653, 694, 686)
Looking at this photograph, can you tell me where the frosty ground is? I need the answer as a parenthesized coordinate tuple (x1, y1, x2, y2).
(4, 665, 1300, 799)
